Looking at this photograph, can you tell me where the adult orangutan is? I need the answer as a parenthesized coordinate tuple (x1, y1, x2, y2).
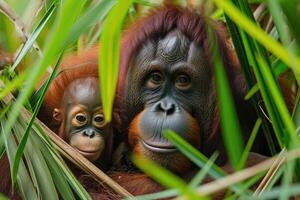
(110, 3, 275, 197)
(118, 4, 261, 170)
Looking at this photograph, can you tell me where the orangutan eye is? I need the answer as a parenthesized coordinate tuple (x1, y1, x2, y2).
(76, 114, 86, 122)
(93, 113, 106, 128)
(175, 74, 191, 90)
(94, 114, 104, 123)
(151, 72, 163, 83)
(146, 72, 164, 89)
(72, 113, 88, 127)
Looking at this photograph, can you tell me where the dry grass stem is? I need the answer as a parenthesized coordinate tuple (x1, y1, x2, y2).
(253, 3, 266, 20)
(0, 1, 42, 56)
(253, 149, 285, 195)
(24, 0, 45, 30)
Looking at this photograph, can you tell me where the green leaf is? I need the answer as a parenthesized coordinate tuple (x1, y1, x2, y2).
(256, 54, 297, 147)
(64, 0, 116, 47)
(212, 0, 300, 82)
(40, 140, 75, 200)
(189, 153, 218, 188)
(0, 72, 27, 100)
(164, 130, 226, 179)
(224, 0, 282, 152)
(10, 1, 57, 73)
(244, 84, 259, 100)
(1, 0, 87, 174)
(257, 183, 300, 199)
(0, 120, 38, 200)
(99, 0, 134, 122)
(133, 156, 206, 200)
(209, 26, 244, 170)
(238, 118, 262, 169)
(32, 123, 91, 200)
(164, 130, 248, 195)
(12, 53, 62, 185)
(126, 189, 178, 200)
(279, 0, 300, 50)
(13, 121, 58, 200)
(266, 0, 291, 46)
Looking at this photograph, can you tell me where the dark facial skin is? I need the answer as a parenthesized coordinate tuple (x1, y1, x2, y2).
(53, 77, 109, 162)
(125, 30, 215, 172)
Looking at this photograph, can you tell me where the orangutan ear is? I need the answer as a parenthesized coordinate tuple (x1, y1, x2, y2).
(53, 108, 62, 122)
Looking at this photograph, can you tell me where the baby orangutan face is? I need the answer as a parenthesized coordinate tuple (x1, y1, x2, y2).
(53, 77, 110, 162)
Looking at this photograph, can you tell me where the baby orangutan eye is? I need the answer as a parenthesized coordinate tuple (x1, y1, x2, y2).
(93, 113, 106, 128)
(76, 114, 86, 122)
(72, 113, 87, 127)
(94, 115, 104, 123)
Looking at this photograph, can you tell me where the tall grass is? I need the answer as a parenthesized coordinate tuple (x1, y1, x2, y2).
(0, 0, 300, 199)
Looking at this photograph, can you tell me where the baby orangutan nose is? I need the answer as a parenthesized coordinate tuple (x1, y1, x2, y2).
(83, 129, 96, 138)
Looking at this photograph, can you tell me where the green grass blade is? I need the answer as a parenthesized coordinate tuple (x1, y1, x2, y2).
(64, 0, 116, 47)
(13, 121, 58, 200)
(224, 1, 278, 154)
(1, 0, 87, 170)
(266, 0, 291, 46)
(0, 72, 27, 100)
(0, 120, 38, 200)
(33, 123, 91, 200)
(0, 102, 11, 119)
(255, 183, 300, 199)
(279, 0, 300, 50)
(212, 0, 300, 81)
(164, 130, 250, 195)
(292, 92, 300, 129)
(10, 1, 57, 73)
(99, 0, 134, 122)
(0, 103, 9, 157)
(273, 59, 288, 77)
(244, 84, 259, 100)
(133, 156, 206, 200)
(164, 130, 226, 178)
(35, 129, 79, 200)
(0, 146, 4, 160)
(238, 118, 262, 169)
(41, 148, 75, 200)
(189, 153, 218, 188)
(256, 55, 297, 147)
(280, 160, 295, 200)
(126, 189, 178, 200)
(11, 54, 62, 185)
(224, 1, 283, 150)
(209, 27, 244, 170)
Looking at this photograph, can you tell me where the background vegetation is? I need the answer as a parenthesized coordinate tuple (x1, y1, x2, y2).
(0, 0, 300, 199)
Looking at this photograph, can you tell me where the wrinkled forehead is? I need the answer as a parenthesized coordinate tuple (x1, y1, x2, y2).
(63, 77, 101, 108)
(134, 29, 205, 68)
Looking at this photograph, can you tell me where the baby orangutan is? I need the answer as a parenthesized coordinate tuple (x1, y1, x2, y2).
(39, 48, 114, 168)
(53, 77, 110, 163)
